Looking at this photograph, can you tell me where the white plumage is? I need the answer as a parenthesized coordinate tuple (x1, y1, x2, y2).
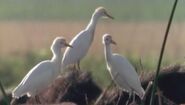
(102, 34, 145, 99)
(62, 7, 113, 70)
(12, 37, 72, 98)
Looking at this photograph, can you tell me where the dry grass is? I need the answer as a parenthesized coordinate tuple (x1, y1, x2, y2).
(0, 21, 185, 59)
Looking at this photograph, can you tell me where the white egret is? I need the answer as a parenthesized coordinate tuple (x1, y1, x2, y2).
(102, 34, 145, 104)
(62, 7, 113, 70)
(12, 37, 72, 103)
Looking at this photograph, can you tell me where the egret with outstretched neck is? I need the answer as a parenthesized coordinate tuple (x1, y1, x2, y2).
(102, 34, 145, 104)
(12, 37, 72, 103)
(62, 7, 113, 70)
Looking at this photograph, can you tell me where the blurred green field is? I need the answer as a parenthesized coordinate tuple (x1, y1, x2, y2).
(0, 0, 185, 92)
(0, 0, 185, 21)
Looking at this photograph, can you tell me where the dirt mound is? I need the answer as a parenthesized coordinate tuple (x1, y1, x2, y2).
(143, 65, 185, 105)
(2, 65, 185, 105)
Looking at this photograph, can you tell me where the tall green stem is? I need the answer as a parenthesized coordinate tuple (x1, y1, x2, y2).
(149, 0, 178, 105)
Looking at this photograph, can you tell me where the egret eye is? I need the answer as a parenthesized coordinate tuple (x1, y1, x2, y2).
(60, 41, 64, 45)
(106, 38, 109, 41)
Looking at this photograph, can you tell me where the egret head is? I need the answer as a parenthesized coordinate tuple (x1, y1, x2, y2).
(103, 34, 116, 45)
(94, 7, 114, 19)
(51, 37, 72, 51)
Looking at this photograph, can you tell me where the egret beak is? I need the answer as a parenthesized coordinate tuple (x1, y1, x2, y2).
(105, 12, 114, 19)
(65, 43, 73, 48)
(111, 40, 116, 45)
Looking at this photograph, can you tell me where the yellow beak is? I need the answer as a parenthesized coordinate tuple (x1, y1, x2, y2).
(65, 43, 73, 48)
(105, 12, 114, 19)
(111, 40, 116, 45)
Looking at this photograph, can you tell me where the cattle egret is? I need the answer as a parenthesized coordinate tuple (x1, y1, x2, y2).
(62, 7, 113, 70)
(102, 34, 145, 104)
(12, 37, 72, 102)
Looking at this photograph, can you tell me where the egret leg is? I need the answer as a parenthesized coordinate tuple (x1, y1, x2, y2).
(142, 81, 153, 102)
(74, 64, 78, 70)
(73, 64, 76, 69)
(115, 90, 122, 105)
(85, 93, 88, 105)
(77, 60, 81, 70)
(10, 98, 17, 105)
(130, 93, 137, 104)
(72, 64, 77, 72)
(133, 93, 135, 102)
(35, 95, 41, 104)
(126, 92, 132, 105)
(73, 63, 79, 71)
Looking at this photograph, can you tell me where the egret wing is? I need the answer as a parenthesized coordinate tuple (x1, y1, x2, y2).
(62, 30, 93, 67)
(112, 54, 144, 95)
(13, 61, 54, 97)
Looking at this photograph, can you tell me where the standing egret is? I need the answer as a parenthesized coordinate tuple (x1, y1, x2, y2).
(62, 7, 113, 70)
(102, 34, 145, 104)
(12, 37, 72, 103)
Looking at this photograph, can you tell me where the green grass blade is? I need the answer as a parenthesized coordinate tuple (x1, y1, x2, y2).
(149, 0, 179, 105)
(0, 80, 10, 105)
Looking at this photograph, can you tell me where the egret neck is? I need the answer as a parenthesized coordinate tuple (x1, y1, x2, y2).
(51, 47, 62, 72)
(104, 44, 113, 67)
(85, 11, 101, 36)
